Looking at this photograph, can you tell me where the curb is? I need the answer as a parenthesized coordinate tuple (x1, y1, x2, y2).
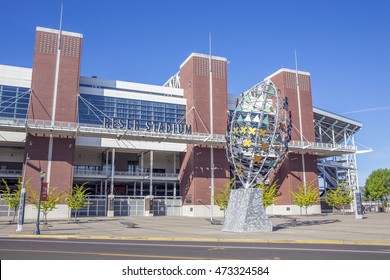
(6, 234, 390, 246)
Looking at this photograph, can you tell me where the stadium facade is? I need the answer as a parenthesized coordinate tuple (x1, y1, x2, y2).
(0, 27, 362, 218)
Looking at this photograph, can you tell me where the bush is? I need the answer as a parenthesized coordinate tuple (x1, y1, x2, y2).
(1, 178, 26, 223)
(65, 182, 90, 222)
(291, 180, 319, 216)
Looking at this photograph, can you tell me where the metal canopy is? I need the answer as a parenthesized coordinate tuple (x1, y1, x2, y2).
(0, 117, 226, 146)
(313, 107, 362, 145)
(0, 116, 358, 156)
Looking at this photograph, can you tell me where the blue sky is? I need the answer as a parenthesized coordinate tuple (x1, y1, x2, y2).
(1, 0, 389, 185)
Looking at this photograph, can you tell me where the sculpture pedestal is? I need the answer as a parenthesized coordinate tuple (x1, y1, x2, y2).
(223, 188, 272, 232)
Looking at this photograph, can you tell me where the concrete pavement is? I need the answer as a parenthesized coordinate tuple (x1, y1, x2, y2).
(1, 212, 389, 245)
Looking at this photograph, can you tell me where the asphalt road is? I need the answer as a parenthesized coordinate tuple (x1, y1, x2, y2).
(1, 238, 390, 260)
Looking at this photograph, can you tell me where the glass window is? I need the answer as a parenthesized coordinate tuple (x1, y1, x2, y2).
(0, 85, 30, 119)
(78, 93, 186, 127)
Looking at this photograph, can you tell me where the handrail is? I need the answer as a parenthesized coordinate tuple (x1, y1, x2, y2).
(0, 169, 22, 175)
(0, 117, 227, 145)
(288, 140, 357, 151)
(0, 117, 358, 152)
(73, 168, 179, 179)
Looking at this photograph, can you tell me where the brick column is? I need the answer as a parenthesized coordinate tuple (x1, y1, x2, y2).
(24, 27, 82, 194)
(179, 53, 230, 215)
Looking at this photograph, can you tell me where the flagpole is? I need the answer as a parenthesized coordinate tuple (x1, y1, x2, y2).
(295, 50, 307, 186)
(209, 32, 215, 223)
(46, 3, 63, 188)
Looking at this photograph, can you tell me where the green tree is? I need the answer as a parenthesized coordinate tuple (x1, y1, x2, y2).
(214, 179, 281, 215)
(65, 182, 91, 222)
(324, 181, 353, 215)
(0, 178, 22, 223)
(340, 186, 354, 214)
(291, 181, 319, 216)
(214, 178, 235, 216)
(257, 181, 281, 208)
(27, 186, 64, 224)
(364, 169, 390, 209)
(324, 186, 342, 212)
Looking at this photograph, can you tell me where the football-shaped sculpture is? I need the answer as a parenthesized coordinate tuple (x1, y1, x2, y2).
(226, 79, 291, 188)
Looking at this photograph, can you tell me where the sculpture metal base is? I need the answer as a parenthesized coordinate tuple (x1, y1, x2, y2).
(223, 188, 273, 232)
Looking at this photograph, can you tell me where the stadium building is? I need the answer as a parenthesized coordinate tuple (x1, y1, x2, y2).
(0, 27, 363, 218)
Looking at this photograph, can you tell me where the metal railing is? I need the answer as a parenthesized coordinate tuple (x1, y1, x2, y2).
(0, 117, 359, 155)
(113, 171, 178, 177)
(0, 117, 226, 145)
(73, 169, 179, 180)
(0, 169, 22, 177)
(114, 196, 145, 216)
(0, 194, 14, 217)
(69, 195, 182, 217)
(288, 140, 357, 153)
(71, 195, 107, 217)
(73, 169, 107, 176)
(153, 196, 182, 216)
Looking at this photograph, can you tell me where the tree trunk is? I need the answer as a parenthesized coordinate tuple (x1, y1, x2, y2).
(12, 208, 17, 223)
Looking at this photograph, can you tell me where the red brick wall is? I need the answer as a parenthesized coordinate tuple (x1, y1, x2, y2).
(24, 135, 75, 193)
(269, 71, 315, 142)
(269, 70, 319, 205)
(24, 29, 82, 194)
(29, 31, 81, 122)
(179, 54, 230, 205)
(275, 154, 319, 205)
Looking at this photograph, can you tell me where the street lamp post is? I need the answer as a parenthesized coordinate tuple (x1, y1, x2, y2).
(16, 153, 29, 232)
(33, 171, 46, 235)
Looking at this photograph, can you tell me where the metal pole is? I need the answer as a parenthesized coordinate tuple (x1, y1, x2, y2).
(110, 148, 115, 195)
(295, 50, 307, 186)
(33, 171, 45, 235)
(51, 2, 63, 127)
(141, 152, 144, 196)
(352, 135, 363, 219)
(107, 148, 115, 217)
(16, 153, 29, 232)
(150, 150, 153, 196)
(104, 150, 108, 195)
(173, 153, 176, 175)
(173, 153, 177, 198)
(46, 4, 63, 189)
(209, 33, 215, 223)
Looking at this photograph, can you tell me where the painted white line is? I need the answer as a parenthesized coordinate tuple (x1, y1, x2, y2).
(1, 238, 389, 255)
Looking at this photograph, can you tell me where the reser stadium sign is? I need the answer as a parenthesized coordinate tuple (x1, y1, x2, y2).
(103, 117, 192, 135)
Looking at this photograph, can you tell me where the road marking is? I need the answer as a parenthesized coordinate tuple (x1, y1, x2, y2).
(208, 247, 225, 251)
(0, 248, 223, 260)
(1, 238, 390, 255)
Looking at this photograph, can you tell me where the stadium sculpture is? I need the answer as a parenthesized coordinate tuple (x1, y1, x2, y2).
(223, 79, 291, 232)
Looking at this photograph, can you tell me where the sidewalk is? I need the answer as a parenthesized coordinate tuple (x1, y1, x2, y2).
(1, 213, 389, 245)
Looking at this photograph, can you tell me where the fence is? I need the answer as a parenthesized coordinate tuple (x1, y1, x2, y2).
(114, 196, 145, 216)
(113, 196, 182, 216)
(71, 195, 107, 217)
(0, 194, 14, 217)
(1, 194, 182, 218)
(153, 196, 182, 216)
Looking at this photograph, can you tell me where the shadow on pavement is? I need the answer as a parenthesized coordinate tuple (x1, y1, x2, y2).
(273, 219, 341, 231)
